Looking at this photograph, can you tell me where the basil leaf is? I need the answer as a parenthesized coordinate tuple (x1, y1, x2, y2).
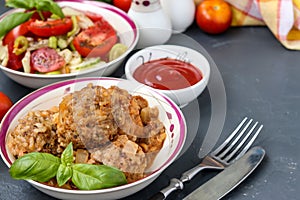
(35, 0, 64, 18)
(5, 0, 36, 10)
(0, 12, 33, 38)
(61, 142, 73, 165)
(57, 164, 72, 187)
(72, 164, 127, 190)
(48, 1, 65, 18)
(9, 152, 61, 182)
(6, 0, 64, 19)
(35, 0, 51, 10)
(57, 142, 73, 186)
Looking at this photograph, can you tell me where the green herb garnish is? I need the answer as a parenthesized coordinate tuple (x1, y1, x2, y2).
(6, 0, 64, 18)
(9, 152, 61, 182)
(0, 0, 65, 38)
(0, 12, 34, 39)
(9, 143, 128, 190)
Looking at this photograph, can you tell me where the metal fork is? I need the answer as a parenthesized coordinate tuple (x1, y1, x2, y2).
(149, 117, 263, 200)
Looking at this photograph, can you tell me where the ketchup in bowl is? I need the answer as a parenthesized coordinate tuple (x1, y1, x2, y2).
(133, 58, 203, 90)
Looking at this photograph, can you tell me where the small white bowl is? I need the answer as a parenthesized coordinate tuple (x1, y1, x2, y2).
(0, 77, 186, 200)
(125, 45, 210, 107)
(0, 0, 139, 89)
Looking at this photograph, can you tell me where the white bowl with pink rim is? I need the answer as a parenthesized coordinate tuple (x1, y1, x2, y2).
(124, 45, 211, 107)
(0, 77, 186, 200)
(0, 0, 139, 89)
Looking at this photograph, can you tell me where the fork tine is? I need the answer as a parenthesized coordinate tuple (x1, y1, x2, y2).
(212, 117, 248, 155)
(234, 124, 263, 160)
(217, 118, 254, 158)
(223, 121, 261, 162)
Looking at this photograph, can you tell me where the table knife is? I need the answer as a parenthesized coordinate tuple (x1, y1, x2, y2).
(183, 146, 265, 200)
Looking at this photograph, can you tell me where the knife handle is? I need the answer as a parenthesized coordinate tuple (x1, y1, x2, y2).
(148, 178, 183, 200)
(148, 164, 222, 200)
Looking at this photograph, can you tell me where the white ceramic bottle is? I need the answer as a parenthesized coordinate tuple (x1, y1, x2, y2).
(128, 0, 172, 49)
(161, 0, 196, 33)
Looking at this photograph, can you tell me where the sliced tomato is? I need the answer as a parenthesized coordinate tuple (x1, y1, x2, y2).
(30, 47, 66, 73)
(84, 12, 105, 22)
(72, 19, 118, 58)
(28, 18, 73, 37)
(3, 19, 33, 45)
(6, 42, 24, 71)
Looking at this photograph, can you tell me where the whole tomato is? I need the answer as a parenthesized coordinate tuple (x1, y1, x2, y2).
(113, 0, 132, 12)
(196, 0, 232, 34)
(0, 92, 13, 121)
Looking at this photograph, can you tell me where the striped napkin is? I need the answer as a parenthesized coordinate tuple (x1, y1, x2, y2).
(226, 0, 300, 50)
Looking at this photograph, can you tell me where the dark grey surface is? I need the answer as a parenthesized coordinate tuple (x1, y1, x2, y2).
(1, 3, 300, 200)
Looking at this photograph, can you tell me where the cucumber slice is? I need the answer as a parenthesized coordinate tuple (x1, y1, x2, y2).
(108, 43, 128, 62)
(69, 57, 103, 71)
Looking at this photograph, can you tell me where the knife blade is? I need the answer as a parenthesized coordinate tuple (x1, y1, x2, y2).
(183, 146, 265, 200)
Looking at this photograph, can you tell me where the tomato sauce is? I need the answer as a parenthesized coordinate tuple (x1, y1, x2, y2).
(133, 58, 203, 90)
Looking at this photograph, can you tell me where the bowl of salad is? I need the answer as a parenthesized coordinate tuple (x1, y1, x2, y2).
(0, 0, 139, 88)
